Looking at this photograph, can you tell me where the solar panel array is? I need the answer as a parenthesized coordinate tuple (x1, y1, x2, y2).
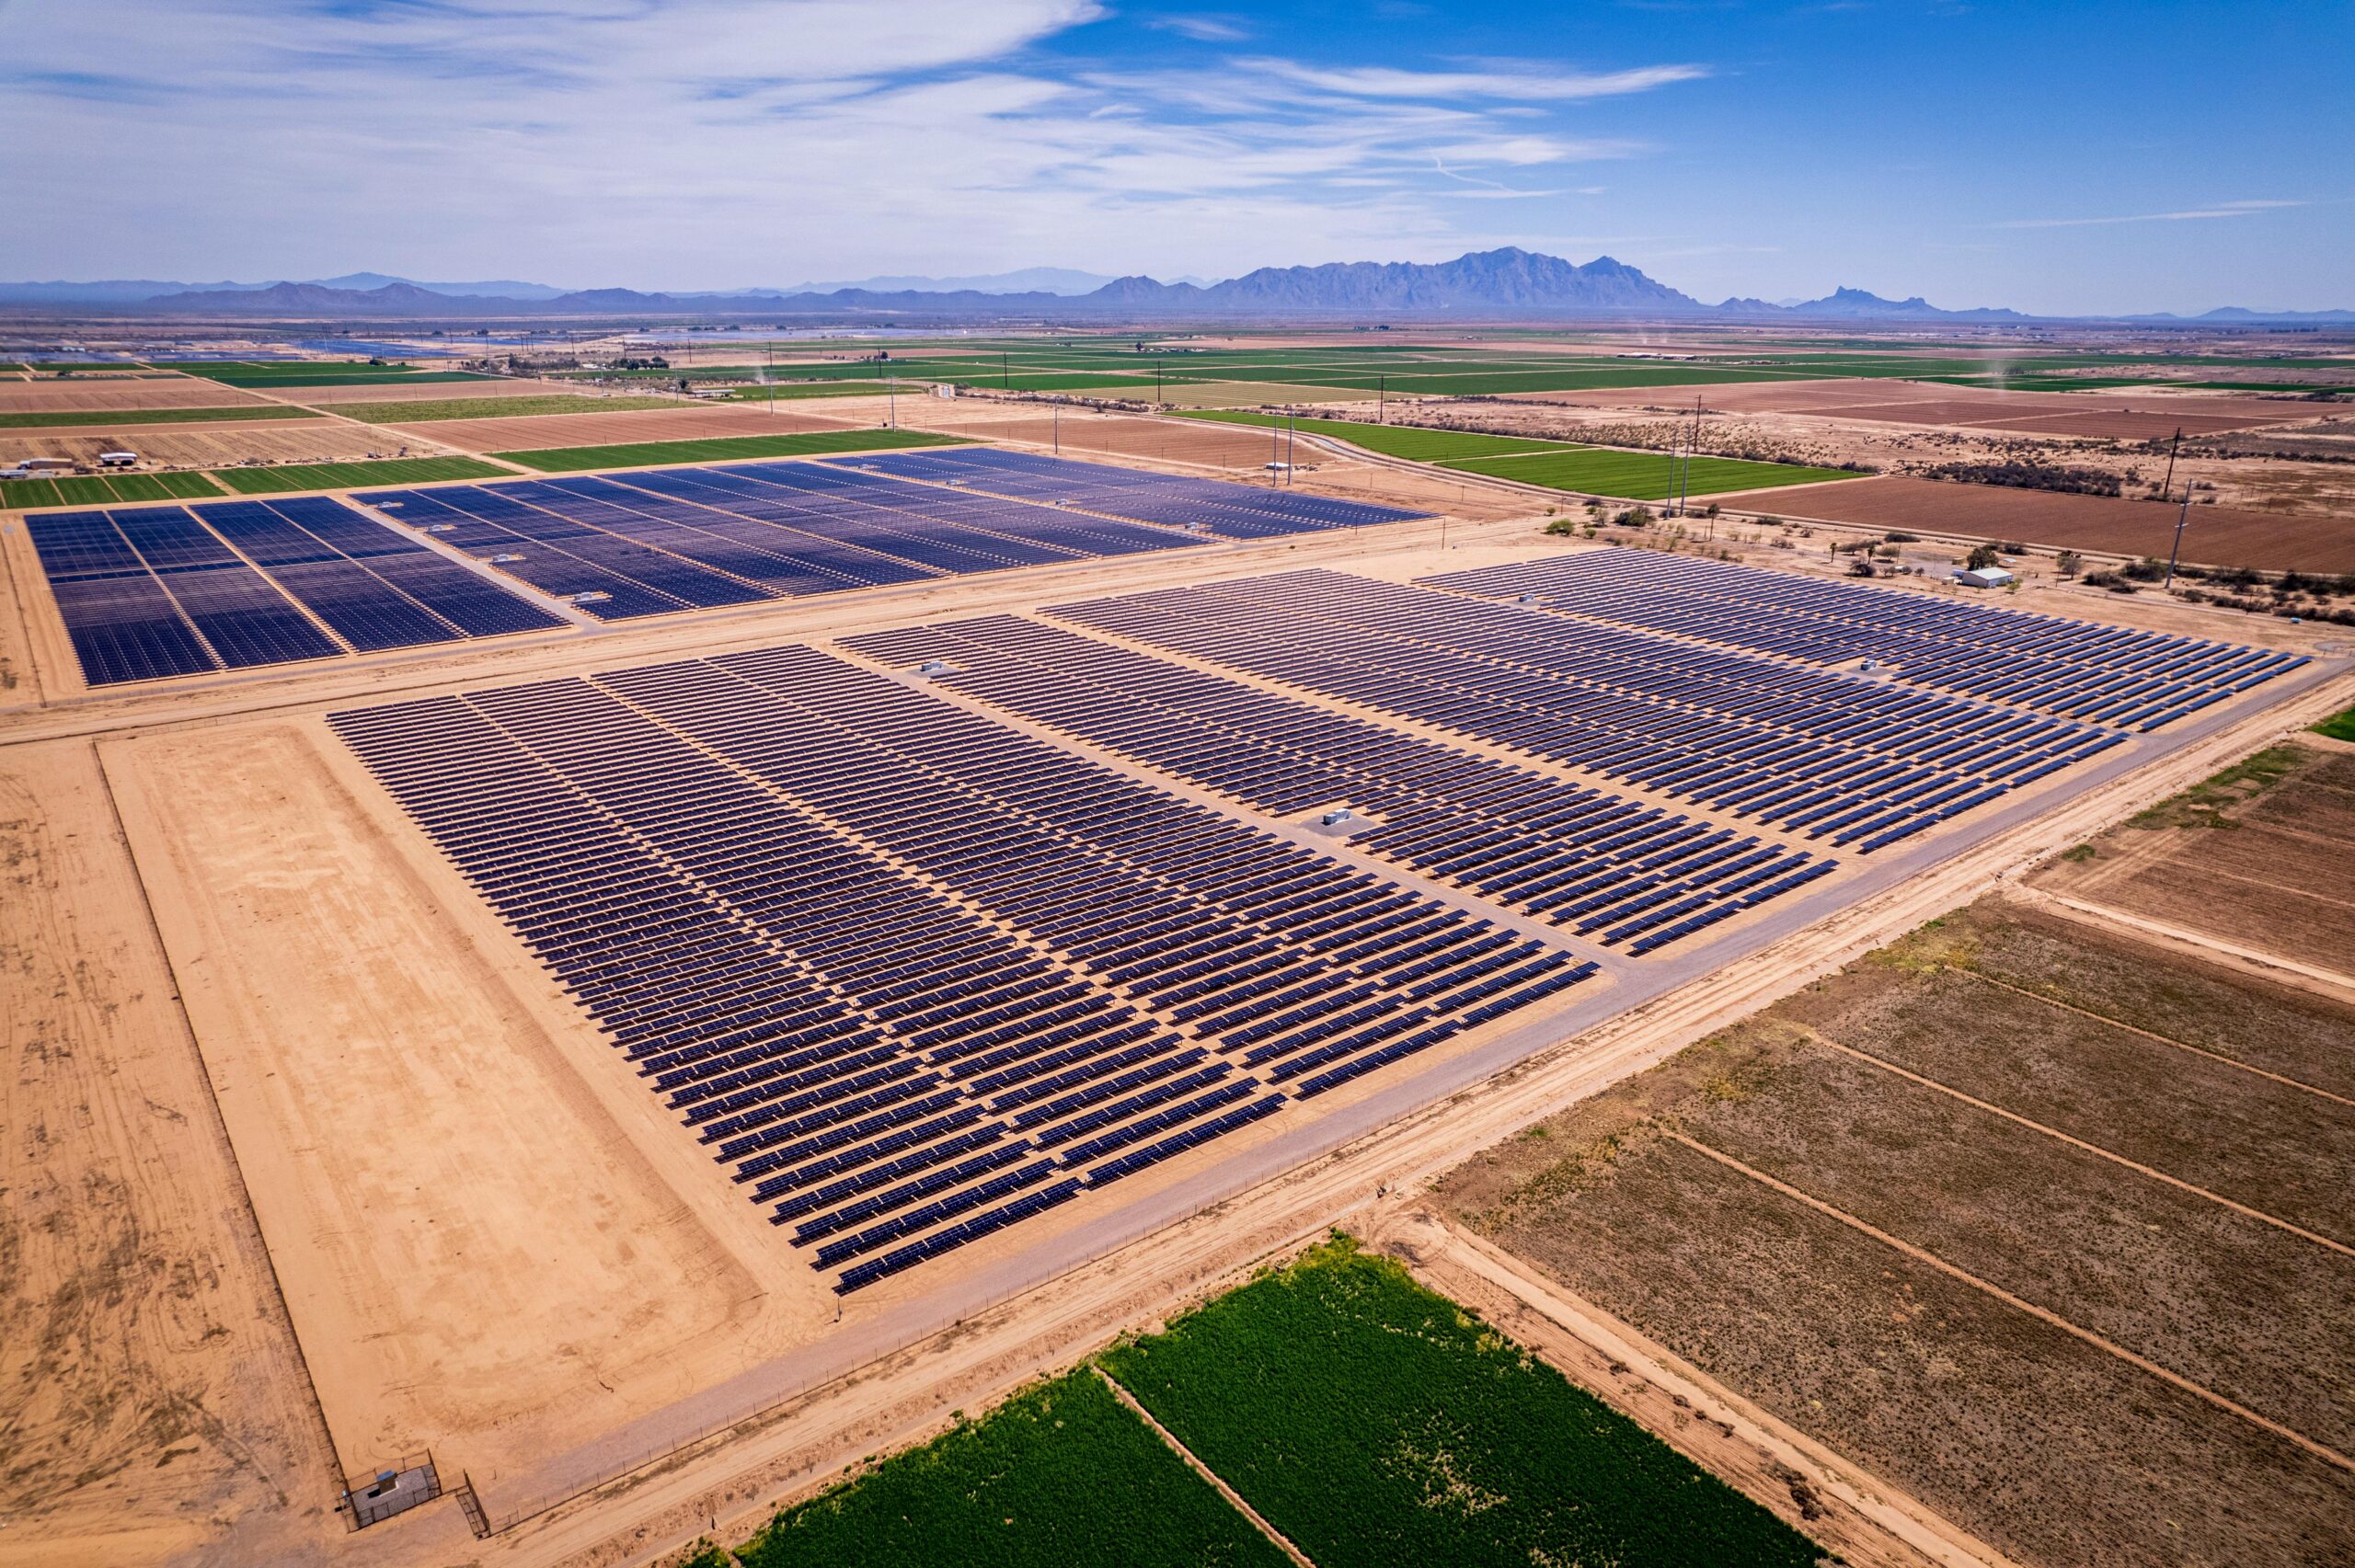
(826, 447, 1430, 539)
(331, 647, 1593, 1293)
(358, 451, 1423, 624)
(1049, 569, 2125, 854)
(846, 615, 1832, 956)
(1424, 552, 2305, 731)
(24, 497, 566, 686)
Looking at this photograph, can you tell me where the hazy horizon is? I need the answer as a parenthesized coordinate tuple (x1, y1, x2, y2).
(4, 0, 2348, 315)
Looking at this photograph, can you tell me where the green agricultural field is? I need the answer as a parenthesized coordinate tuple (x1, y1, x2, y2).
(2312, 704, 2355, 743)
(205, 456, 515, 493)
(1178, 409, 1586, 463)
(349, 394, 685, 422)
(0, 405, 316, 429)
(1, 470, 228, 508)
(1100, 1237, 1821, 1568)
(1441, 447, 1862, 500)
(488, 428, 964, 473)
(730, 1370, 1286, 1568)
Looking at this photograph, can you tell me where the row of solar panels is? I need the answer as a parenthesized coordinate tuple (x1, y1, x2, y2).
(1044, 570, 2122, 854)
(330, 643, 1590, 1291)
(25, 496, 566, 685)
(24, 451, 1434, 686)
(1424, 551, 2304, 732)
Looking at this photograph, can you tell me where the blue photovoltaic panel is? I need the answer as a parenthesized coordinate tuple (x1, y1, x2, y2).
(1421, 551, 2307, 733)
(23, 494, 569, 686)
(48, 573, 216, 684)
(824, 447, 1430, 538)
(330, 640, 1592, 1292)
(1049, 569, 2124, 854)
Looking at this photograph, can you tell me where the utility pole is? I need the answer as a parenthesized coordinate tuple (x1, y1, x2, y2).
(2160, 427, 2183, 500)
(1683, 394, 1702, 522)
(764, 338, 774, 418)
(2164, 488, 2192, 589)
(1378, 372, 1386, 423)
(1286, 408, 1295, 485)
(1002, 352, 1009, 389)
(1155, 361, 1164, 402)
(888, 373, 897, 430)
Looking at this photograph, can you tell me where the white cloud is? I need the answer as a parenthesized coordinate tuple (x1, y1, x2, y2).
(1996, 199, 2307, 229)
(0, 0, 1699, 282)
(1237, 59, 1708, 100)
(1145, 14, 1252, 42)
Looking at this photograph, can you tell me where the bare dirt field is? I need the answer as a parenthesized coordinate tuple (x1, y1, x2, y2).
(901, 408, 1273, 468)
(380, 403, 855, 452)
(1437, 898, 2355, 1568)
(0, 421, 453, 469)
(0, 740, 334, 1567)
(288, 377, 602, 406)
(103, 719, 800, 1492)
(1753, 475, 2355, 573)
(2031, 742, 2355, 982)
(0, 377, 274, 415)
(1501, 379, 2323, 432)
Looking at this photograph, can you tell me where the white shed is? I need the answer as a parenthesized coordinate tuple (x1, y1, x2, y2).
(1953, 566, 2016, 588)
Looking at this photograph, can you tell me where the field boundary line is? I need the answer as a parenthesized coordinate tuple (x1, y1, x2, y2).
(1090, 1365, 1318, 1568)
(1396, 1212, 2021, 1568)
(2022, 887, 2355, 997)
(1663, 1131, 2355, 1476)
(1803, 1028, 2355, 1257)
(1946, 966, 2355, 1109)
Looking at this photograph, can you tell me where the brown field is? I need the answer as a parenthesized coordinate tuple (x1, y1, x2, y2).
(1758, 474, 2355, 573)
(0, 376, 272, 414)
(902, 408, 1277, 468)
(381, 402, 855, 452)
(1503, 378, 2320, 431)
(288, 377, 602, 406)
(0, 741, 332, 1567)
(2032, 743, 2355, 983)
(0, 421, 446, 468)
(1439, 898, 2355, 1568)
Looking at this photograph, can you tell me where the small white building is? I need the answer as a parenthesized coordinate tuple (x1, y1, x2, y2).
(1953, 566, 2016, 588)
(98, 451, 139, 467)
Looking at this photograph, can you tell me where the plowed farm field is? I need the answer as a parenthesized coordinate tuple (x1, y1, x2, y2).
(0, 422, 428, 468)
(0, 378, 276, 415)
(382, 403, 856, 452)
(1439, 898, 2355, 1568)
(1759, 474, 2355, 573)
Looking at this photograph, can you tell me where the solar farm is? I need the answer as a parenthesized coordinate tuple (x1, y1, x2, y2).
(3, 394, 2347, 1568)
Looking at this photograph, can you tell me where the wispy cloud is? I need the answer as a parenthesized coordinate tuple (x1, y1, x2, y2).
(1996, 199, 2307, 229)
(1239, 59, 1708, 100)
(1145, 14, 1251, 42)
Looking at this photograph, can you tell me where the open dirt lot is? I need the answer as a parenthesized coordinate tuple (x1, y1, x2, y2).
(0, 740, 334, 1567)
(379, 403, 855, 452)
(1755, 475, 2355, 573)
(1438, 899, 2355, 1568)
(0, 421, 396, 468)
(0, 377, 274, 415)
(287, 377, 603, 406)
(2031, 742, 2355, 982)
(0, 420, 459, 470)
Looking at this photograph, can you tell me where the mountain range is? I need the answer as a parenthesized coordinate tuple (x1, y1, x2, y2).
(2, 250, 2347, 324)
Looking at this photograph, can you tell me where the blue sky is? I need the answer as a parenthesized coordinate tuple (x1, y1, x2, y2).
(3, 0, 2348, 313)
